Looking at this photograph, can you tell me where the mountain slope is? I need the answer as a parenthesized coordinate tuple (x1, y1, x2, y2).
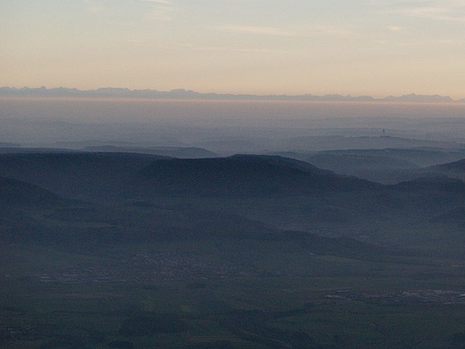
(0, 176, 64, 207)
(430, 158, 465, 176)
(139, 155, 380, 197)
(402, 158, 465, 182)
(270, 148, 465, 183)
(0, 152, 167, 200)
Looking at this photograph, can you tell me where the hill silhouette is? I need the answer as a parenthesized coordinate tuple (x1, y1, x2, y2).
(0, 176, 64, 207)
(83, 146, 217, 159)
(139, 155, 380, 197)
(0, 152, 167, 200)
(401, 157, 465, 182)
(431, 158, 465, 173)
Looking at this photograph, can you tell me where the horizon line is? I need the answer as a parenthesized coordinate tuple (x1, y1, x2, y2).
(1, 86, 464, 103)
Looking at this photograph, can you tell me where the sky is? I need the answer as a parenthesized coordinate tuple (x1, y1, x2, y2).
(1, 0, 465, 97)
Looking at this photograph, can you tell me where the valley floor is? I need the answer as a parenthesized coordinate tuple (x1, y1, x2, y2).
(2, 242, 465, 349)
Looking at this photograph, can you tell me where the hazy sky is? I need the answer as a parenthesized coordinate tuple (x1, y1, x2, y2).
(1, 0, 465, 97)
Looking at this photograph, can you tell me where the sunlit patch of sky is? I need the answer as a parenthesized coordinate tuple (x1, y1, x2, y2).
(1, 0, 464, 97)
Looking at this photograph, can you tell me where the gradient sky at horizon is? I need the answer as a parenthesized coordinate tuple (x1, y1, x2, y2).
(1, 0, 465, 97)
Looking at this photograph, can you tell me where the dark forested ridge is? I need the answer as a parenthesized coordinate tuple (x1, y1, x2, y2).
(139, 155, 380, 197)
(0, 176, 65, 207)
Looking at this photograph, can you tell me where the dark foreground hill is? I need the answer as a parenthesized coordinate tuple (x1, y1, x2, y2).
(0, 153, 380, 200)
(2, 151, 465, 254)
(139, 155, 380, 197)
(0, 152, 166, 200)
(0, 172, 387, 260)
(0, 176, 65, 207)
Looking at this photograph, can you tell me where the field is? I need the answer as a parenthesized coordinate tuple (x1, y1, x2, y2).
(3, 240, 465, 349)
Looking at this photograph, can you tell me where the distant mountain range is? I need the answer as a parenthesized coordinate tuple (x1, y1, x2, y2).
(0, 87, 461, 103)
